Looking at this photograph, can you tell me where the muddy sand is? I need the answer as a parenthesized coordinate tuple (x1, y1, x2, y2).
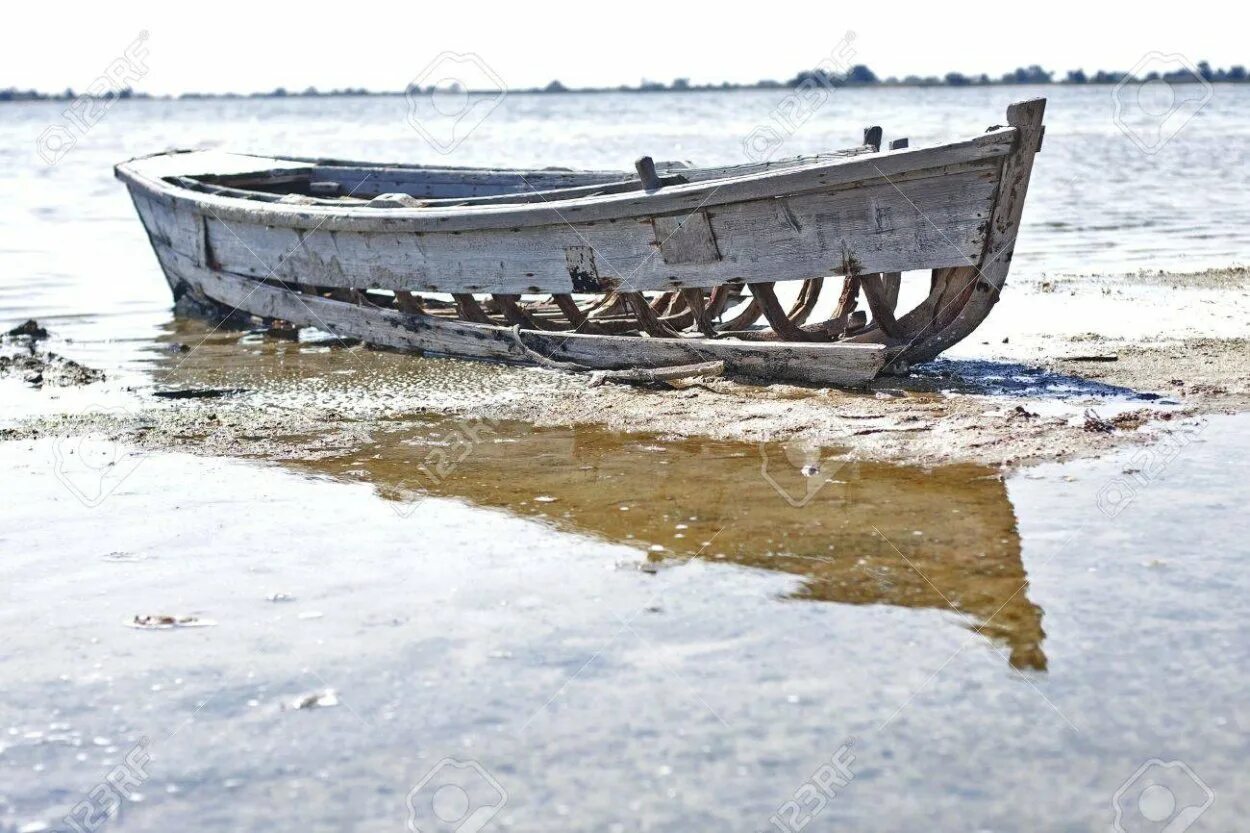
(2, 268, 1246, 470)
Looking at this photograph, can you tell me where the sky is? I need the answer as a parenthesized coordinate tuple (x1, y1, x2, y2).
(2, 0, 1244, 95)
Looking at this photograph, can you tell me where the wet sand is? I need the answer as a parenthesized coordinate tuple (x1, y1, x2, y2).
(0, 334, 1241, 470)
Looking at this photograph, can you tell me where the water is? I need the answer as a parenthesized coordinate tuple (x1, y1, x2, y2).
(2, 419, 1249, 831)
(2, 87, 1249, 831)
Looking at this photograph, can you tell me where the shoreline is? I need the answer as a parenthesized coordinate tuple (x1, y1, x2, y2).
(3, 267, 1246, 474)
(6, 77, 1248, 104)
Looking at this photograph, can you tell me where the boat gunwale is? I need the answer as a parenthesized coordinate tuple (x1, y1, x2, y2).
(114, 126, 1018, 234)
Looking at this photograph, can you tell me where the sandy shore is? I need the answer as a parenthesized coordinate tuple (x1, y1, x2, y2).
(2, 268, 1246, 470)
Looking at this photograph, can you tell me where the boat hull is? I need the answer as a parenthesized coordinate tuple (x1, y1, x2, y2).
(116, 99, 1045, 386)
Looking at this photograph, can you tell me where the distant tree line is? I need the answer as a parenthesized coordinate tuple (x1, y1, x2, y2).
(4, 60, 1247, 102)
(520, 60, 1247, 92)
(0, 86, 151, 102)
(0, 85, 376, 102)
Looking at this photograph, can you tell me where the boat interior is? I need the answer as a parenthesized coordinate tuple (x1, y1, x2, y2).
(201, 251, 937, 354)
(166, 143, 879, 206)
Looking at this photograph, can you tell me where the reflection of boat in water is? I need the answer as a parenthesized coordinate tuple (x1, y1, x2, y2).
(147, 323, 1045, 669)
(283, 414, 1046, 671)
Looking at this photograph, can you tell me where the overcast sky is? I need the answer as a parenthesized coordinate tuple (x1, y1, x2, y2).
(3, 0, 1243, 94)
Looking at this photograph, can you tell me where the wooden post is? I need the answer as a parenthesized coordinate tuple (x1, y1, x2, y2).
(836, 130, 885, 322)
(749, 282, 821, 341)
(863, 126, 883, 152)
(635, 156, 662, 191)
(860, 275, 902, 338)
(621, 291, 682, 337)
(876, 133, 903, 324)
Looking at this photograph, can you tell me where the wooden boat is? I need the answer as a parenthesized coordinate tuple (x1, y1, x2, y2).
(116, 98, 1045, 387)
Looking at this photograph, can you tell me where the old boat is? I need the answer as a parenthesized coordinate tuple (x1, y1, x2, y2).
(115, 98, 1045, 386)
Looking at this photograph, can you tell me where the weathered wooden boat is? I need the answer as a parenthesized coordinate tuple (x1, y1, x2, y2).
(116, 98, 1044, 387)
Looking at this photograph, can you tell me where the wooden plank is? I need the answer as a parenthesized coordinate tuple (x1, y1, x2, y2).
(552, 294, 598, 331)
(492, 294, 564, 330)
(146, 148, 879, 211)
(787, 278, 823, 327)
(152, 245, 891, 386)
(564, 246, 609, 292)
(310, 166, 626, 198)
(621, 292, 683, 338)
(128, 192, 201, 260)
(879, 272, 901, 309)
(121, 145, 876, 212)
(115, 150, 311, 181)
(833, 275, 860, 318)
(395, 290, 424, 314)
(860, 274, 903, 338)
(653, 210, 721, 265)
(290, 146, 872, 178)
(307, 146, 877, 201)
(680, 288, 716, 337)
(452, 293, 495, 325)
(190, 165, 996, 295)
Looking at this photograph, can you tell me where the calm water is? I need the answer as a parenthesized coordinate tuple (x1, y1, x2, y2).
(2, 416, 1249, 831)
(2, 87, 1249, 832)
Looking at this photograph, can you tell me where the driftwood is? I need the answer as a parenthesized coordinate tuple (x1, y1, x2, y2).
(503, 325, 723, 386)
(505, 326, 586, 371)
(588, 361, 725, 387)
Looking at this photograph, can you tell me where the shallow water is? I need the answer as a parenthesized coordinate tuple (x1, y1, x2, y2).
(2, 413, 1248, 831)
(3, 86, 1249, 831)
